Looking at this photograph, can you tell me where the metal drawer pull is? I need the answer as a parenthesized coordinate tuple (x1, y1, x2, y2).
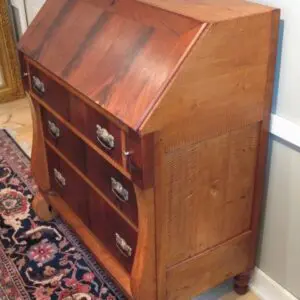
(96, 125, 115, 150)
(123, 150, 134, 157)
(111, 177, 129, 202)
(115, 233, 132, 257)
(48, 120, 60, 139)
(123, 150, 138, 171)
(54, 168, 66, 187)
(32, 75, 45, 95)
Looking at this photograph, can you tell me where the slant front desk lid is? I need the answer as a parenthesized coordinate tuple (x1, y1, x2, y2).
(19, 0, 274, 132)
(18, 0, 205, 130)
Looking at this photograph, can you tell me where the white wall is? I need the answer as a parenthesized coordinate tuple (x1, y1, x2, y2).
(250, 0, 300, 298)
(251, 0, 300, 125)
(24, 0, 45, 24)
(258, 139, 300, 298)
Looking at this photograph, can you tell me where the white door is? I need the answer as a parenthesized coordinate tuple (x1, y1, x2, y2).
(9, 0, 46, 39)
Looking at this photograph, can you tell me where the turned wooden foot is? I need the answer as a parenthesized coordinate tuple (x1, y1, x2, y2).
(32, 192, 57, 221)
(234, 271, 251, 295)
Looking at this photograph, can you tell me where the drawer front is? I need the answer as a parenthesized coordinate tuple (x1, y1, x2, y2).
(29, 64, 69, 119)
(89, 189, 137, 272)
(69, 99, 122, 164)
(29, 63, 123, 165)
(46, 146, 89, 226)
(46, 146, 137, 272)
(42, 108, 86, 172)
(86, 147, 138, 225)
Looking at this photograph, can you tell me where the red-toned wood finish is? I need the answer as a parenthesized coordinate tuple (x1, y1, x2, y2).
(29, 64, 70, 119)
(42, 108, 86, 172)
(18, 0, 205, 130)
(46, 145, 137, 272)
(41, 106, 138, 225)
(19, 0, 279, 299)
(69, 98, 122, 164)
(89, 189, 137, 273)
(29, 61, 125, 166)
(86, 146, 138, 225)
(46, 145, 89, 226)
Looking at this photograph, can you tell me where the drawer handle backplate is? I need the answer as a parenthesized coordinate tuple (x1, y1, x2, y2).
(48, 120, 60, 139)
(111, 177, 129, 203)
(32, 75, 45, 95)
(115, 233, 132, 257)
(54, 168, 66, 187)
(96, 125, 115, 151)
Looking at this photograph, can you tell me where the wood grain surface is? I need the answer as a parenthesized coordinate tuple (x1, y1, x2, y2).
(30, 91, 132, 181)
(42, 108, 87, 172)
(18, 0, 280, 298)
(140, 0, 274, 22)
(89, 188, 138, 273)
(1, 98, 261, 300)
(166, 232, 252, 299)
(0, 0, 24, 103)
(18, 0, 205, 130)
(45, 139, 138, 231)
(141, 12, 276, 134)
(46, 145, 90, 226)
(165, 124, 259, 266)
(45, 192, 133, 297)
(28, 92, 50, 191)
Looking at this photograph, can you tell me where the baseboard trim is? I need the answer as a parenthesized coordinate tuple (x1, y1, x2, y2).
(250, 267, 298, 300)
(270, 114, 300, 148)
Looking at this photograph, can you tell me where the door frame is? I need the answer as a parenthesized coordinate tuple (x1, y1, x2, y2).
(0, 0, 24, 103)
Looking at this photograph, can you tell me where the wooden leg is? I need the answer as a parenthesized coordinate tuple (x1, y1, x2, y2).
(32, 191, 56, 221)
(234, 271, 251, 295)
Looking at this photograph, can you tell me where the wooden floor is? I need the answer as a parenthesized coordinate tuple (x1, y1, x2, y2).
(0, 97, 32, 154)
(0, 97, 259, 300)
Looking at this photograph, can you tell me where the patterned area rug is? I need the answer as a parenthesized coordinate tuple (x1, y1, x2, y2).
(0, 129, 126, 300)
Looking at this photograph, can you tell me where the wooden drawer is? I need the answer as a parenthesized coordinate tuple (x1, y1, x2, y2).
(69, 98, 122, 164)
(43, 112, 138, 225)
(29, 62, 123, 165)
(46, 145, 137, 273)
(29, 63, 152, 188)
(86, 147, 138, 225)
(89, 189, 137, 273)
(42, 108, 86, 172)
(46, 146, 89, 226)
(29, 64, 69, 119)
